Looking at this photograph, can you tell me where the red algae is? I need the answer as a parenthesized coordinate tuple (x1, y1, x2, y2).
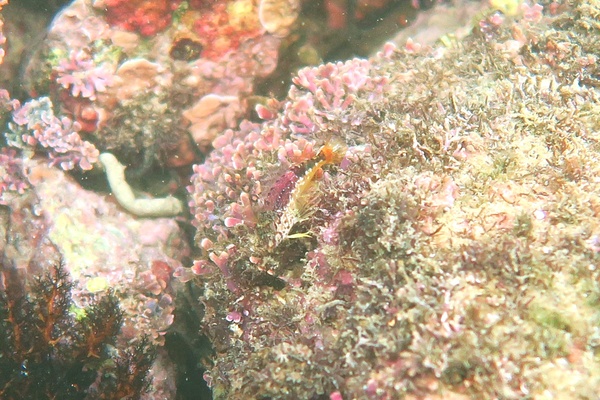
(102, 0, 181, 36)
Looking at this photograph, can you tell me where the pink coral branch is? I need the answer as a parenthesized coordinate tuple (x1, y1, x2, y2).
(7, 97, 99, 171)
(55, 50, 114, 100)
(283, 59, 388, 135)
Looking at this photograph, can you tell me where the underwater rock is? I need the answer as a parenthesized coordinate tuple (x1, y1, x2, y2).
(184, 0, 600, 398)
(0, 157, 189, 399)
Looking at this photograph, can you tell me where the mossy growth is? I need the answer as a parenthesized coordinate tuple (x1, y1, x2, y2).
(193, 0, 600, 398)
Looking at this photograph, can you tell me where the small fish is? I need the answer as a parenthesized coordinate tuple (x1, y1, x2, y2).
(268, 138, 347, 249)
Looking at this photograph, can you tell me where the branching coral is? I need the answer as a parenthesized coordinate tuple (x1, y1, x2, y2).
(282, 59, 388, 135)
(188, 58, 388, 252)
(4, 97, 99, 170)
(54, 50, 114, 100)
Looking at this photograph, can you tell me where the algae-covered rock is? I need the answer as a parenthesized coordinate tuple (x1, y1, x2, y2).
(186, 0, 600, 398)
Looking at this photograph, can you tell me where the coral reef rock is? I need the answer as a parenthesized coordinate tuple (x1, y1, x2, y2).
(185, 0, 600, 398)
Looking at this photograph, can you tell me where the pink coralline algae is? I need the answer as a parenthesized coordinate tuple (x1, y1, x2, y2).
(188, 120, 312, 245)
(521, 2, 544, 22)
(187, 58, 388, 278)
(184, 59, 391, 393)
(282, 59, 388, 135)
(54, 50, 114, 100)
(0, 147, 29, 204)
(52, 49, 116, 133)
(6, 97, 99, 170)
(99, 0, 181, 37)
(185, 89, 383, 384)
